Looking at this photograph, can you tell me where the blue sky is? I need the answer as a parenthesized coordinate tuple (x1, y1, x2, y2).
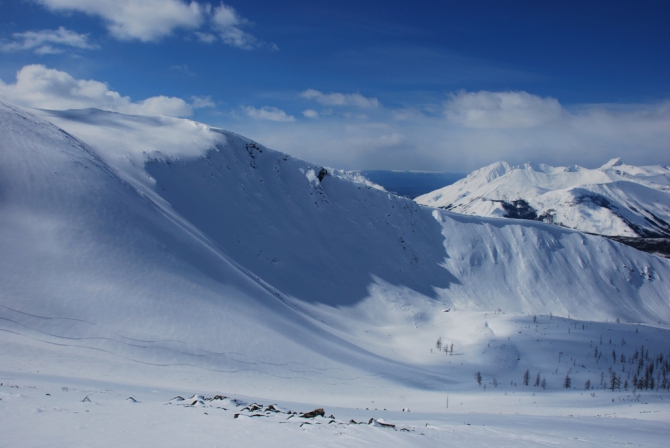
(1, 0, 669, 171)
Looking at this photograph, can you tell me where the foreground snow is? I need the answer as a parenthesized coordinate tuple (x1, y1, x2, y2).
(416, 160, 670, 239)
(1, 101, 669, 445)
(3, 311, 670, 447)
(2, 375, 668, 447)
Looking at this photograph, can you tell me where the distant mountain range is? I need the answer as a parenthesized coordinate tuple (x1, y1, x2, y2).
(415, 159, 670, 257)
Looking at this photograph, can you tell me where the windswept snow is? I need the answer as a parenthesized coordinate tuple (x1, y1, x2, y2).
(416, 159, 670, 239)
(1, 101, 670, 445)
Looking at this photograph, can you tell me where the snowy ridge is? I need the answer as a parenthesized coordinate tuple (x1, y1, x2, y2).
(1, 100, 670, 409)
(415, 159, 670, 239)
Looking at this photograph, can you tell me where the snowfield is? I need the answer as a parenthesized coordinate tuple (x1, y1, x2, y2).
(1, 101, 669, 445)
(415, 160, 670, 240)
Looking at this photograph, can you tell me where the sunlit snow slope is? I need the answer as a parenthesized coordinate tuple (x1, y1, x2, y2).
(416, 160, 670, 238)
(1, 101, 670, 398)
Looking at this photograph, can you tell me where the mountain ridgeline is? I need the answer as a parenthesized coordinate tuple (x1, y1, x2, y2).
(416, 160, 670, 257)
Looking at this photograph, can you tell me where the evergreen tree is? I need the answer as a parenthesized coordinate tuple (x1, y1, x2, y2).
(609, 372, 625, 391)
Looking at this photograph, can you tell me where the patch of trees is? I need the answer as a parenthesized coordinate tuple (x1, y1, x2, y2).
(589, 345, 669, 392)
(435, 337, 455, 355)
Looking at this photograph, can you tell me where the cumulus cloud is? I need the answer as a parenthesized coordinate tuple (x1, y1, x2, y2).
(300, 89, 380, 108)
(0, 64, 193, 117)
(242, 106, 295, 122)
(445, 90, 565, 128)
(0, 27, 98, 54)
(224, 90, 670, 172)
(439, 91, 670, 170)
(302, 109, 319, 119)
(190, 95, 215, 109)
(130, 95, 193, 116)
(211, 3, 259, 49)
(33, 0, 264, 48)
(35, 0, 205, 42)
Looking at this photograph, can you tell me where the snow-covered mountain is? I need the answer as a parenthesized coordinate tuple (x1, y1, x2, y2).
(415, 160, 670, 246)
(2, 101, 670, 445)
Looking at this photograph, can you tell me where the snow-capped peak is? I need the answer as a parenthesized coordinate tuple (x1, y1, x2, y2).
(416, 158, 670, 240)
(480, 161, 513, 181)
(600, 157, 625, 169)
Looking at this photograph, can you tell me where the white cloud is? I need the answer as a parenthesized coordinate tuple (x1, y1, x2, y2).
(242, 106, 295, 122)
(211, 3, 258, 49)
(438, 91, 670, 170)
(131, 95, 193, 116)
(33, 45, 60, 55)
(195, 32, 217, 43)
(392, 107, 425, 121)
(34, 0, 199, 42)
(190, 95, 215, 109)
(445, 90, 565, 128)
(302, 109, 319, 119)
(300, 89, 380, 108)
(222, 90, 670, 172)
(0, 27, 98, 54)
(0, 64, 193, 117)
(34, 0, 264, 48)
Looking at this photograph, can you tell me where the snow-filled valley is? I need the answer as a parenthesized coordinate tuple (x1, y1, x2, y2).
(1, 100, 669, 446)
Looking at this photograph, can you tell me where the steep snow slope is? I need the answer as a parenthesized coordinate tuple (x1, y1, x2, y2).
(1, 100, 670, 397)
(416, 160, 670, 238)
(31, 105, 670, 323)
(0, 101, 454, 397)
(30, 107, 452, 308)
(2, 101, 670, 444)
